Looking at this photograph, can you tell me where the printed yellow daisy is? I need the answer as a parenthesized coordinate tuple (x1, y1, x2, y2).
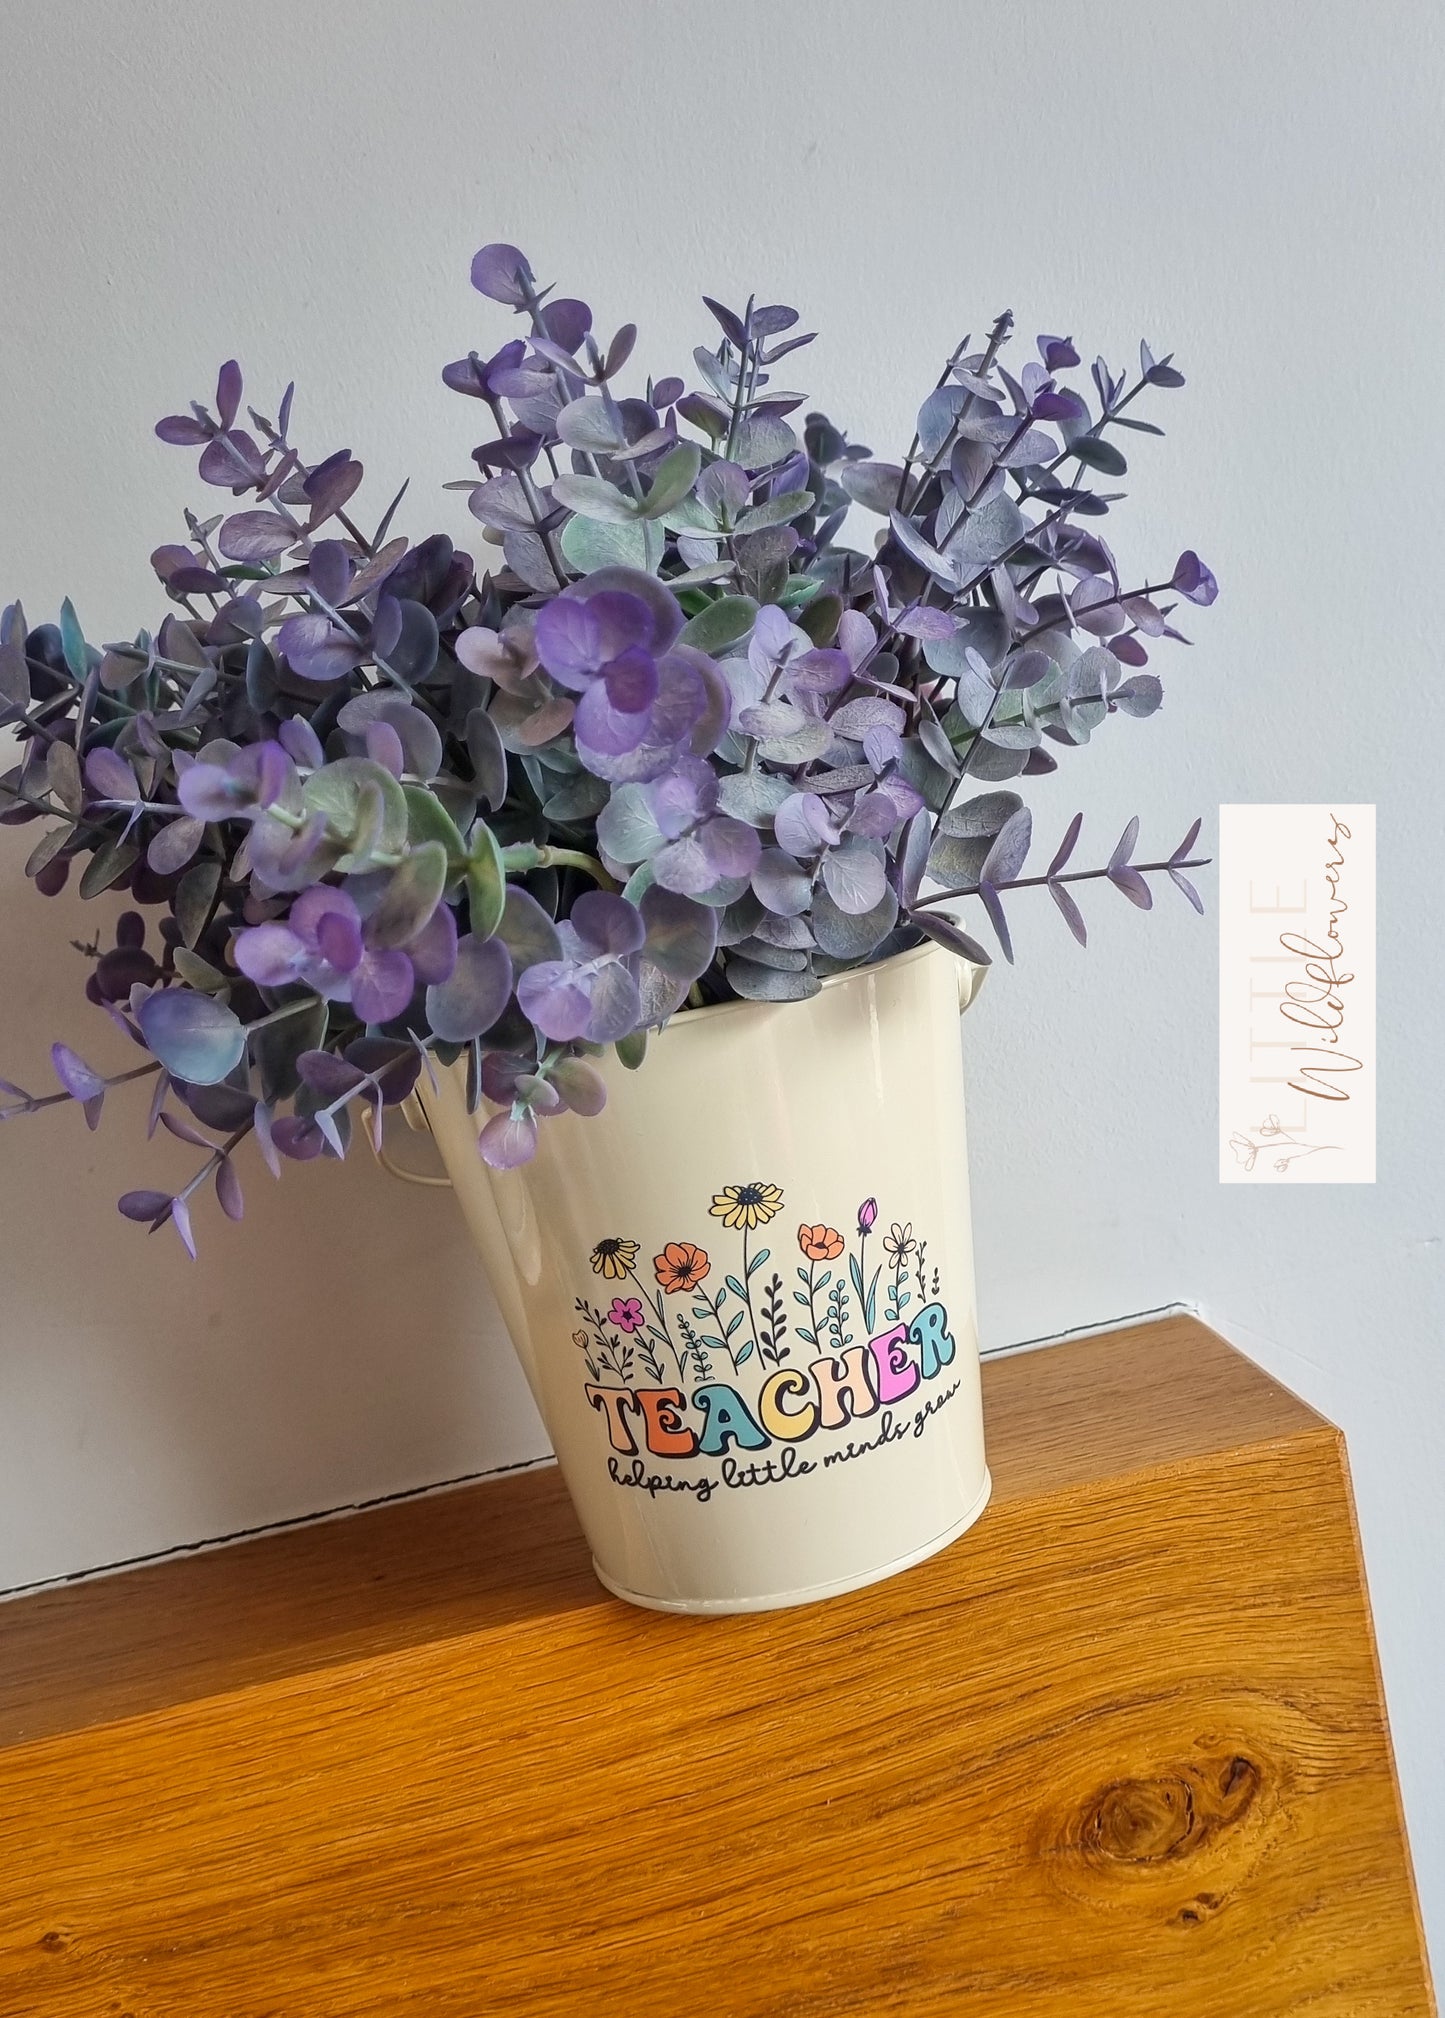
(709, 1181, 784, 1231)
(589, 1237, 640, 1280)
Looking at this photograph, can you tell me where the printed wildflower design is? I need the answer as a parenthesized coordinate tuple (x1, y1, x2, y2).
(883, 1222, 916, 1262)
(590, 1237, 640, 1280)
(578, 1184, 959, 1460)
(884, 1222, 917, 1325)
(654, 1241, 710, 1294)
(1228, 1114, 1342, 1175)
(710, 1181, 784, 1231)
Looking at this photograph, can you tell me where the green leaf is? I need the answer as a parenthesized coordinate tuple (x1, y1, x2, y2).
(59, 598, 90, 681)
(24, 824, 70, 878)
(559, 513, 662, 575)
(731, 413, 799, 465)
(303, 757, 409, 867)
(615, 1029, 648, 1070)
(0, 628, 30, 708)
(46, 741, 82, 815)
(797, 590, 842, 646)
(733, 490, 812, 536)
(466, 823, 507, 939)
(747, 1247, 770, 1275)
(251, 997, 328, 1104)
(137, 987, 246, 1085)
(174, 859, 222, 949)
(636, 442, 702, 521)
(550, 474, 637, 523)
(679, 595, 758, 654)
(173, 947, 229, 993)
(725, 1274, 748, 1300)
(369, 841, 449, 948)
(403, 783, 467, 861)
(1069, 434, 1128, 476)
(78, 837, 138, 898)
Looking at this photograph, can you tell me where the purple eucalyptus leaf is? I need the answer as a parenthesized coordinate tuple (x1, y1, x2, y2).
(1171, 550, 1219, 605)
(548, 1056, 607, 1117)
(51, 1042, 106, 1103)
(277, 612, 363, 684)
(147, 816, 204, 876)
(155, 415, 211, 446)
(215, 1156, 244, 1221)
(639, 885, 717, 980)
(752, 848, 814, 918)
(822, 843, 887, 915)
(1109, 815, 1140, 871)
(898, 809, 932, 908)
(297, 1049, 367, 1100)
(980, 807, 1032, 887)
(774, 792, 839, 859)
(1112, 674, 1163, 717)
(272, 1114, 327, 1160)
(496, 887, 563, 973)
(831, 696, 905, 741)
(472, 242, 534, 305)
(364, 720, 406, 778)
(1108, 863, 1153, 909)
(570, 889, 646, 958)
(350, 947, 416, 1023)
(198, 430, 265, 489)
(167, 1194, 198, 1259)
(913, 910, 993, 965)
(233, 922, 305, 987)
(406, 901, 458, 986)
(478, 1108, 539, 1168)
(84, 746, 139, 804)
(426, 933, 514, 1043)
(1049, 878, 1088, 946)
(515, 960, 590, 1042)
(118, 1189, 174, 1224)
(218, 511, 294, 564)
(582, 958, 642, 1042)
(978, 881, 1014, 964)
(1170, 868, 1204, 914)
(159, 1108, 212, 1150)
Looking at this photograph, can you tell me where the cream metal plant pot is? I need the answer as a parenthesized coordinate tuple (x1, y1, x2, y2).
(409, 940, 990, 1615)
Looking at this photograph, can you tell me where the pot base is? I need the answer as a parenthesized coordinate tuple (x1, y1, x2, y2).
(591, 1466, 994, 1617)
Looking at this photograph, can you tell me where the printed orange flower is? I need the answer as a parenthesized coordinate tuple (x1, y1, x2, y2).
(798, 1222, 845, 1262)
(654, 1240, 710, 1294)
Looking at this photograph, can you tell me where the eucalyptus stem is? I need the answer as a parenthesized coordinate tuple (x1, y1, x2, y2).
(916, 853, 1212, 911)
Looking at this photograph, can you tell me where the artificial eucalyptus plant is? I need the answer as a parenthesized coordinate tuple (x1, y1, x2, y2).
(0, 241, 1214, 1250)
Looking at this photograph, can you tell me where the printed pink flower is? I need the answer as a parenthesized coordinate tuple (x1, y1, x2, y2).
(607, 1296, 645, 1334)
(857, 1197, 878, 1233)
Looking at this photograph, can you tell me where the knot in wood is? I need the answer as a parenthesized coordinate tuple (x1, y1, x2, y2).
(1080, 1752, 1261, 1869)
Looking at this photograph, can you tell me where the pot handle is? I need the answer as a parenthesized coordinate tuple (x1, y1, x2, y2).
(957, 959, 988, 1014)
(371, 1093, 454, 1187)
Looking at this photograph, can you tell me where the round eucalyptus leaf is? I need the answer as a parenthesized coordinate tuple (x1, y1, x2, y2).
(137, 988, 246, 1086)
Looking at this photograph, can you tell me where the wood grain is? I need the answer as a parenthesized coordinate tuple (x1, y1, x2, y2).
(0, 1314, 1432, 2016)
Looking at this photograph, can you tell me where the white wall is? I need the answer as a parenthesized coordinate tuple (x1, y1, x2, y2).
(1, 0, 1439, 1958)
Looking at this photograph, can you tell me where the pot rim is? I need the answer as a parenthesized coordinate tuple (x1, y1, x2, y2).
(663, 936, 953, 1035)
